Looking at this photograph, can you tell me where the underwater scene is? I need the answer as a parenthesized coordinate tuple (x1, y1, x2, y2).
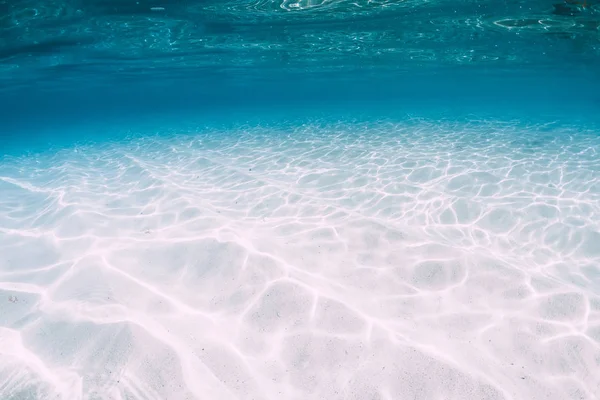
(0, 0, 599, 399)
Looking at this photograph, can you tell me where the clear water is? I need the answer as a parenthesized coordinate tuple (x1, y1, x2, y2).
(1, 1, 600, 400)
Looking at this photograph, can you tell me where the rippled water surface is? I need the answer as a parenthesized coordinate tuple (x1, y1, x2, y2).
(1, 0, 599, 89)
(1, 1, 600, 400)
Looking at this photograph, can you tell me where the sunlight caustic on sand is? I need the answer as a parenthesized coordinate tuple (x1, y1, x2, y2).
(0, 118, 599, 400)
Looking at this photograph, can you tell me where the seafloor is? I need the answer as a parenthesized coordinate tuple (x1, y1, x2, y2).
(1, 114, 599, 399)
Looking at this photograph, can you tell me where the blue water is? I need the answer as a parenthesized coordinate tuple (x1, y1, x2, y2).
(1, 1, 600, 400)
(1, 0, 599, 148)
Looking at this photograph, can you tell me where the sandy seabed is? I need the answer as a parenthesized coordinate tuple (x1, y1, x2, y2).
(0, 118, 599, 400)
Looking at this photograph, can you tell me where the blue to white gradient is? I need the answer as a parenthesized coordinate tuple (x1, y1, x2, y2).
(1, 1, 599, 400)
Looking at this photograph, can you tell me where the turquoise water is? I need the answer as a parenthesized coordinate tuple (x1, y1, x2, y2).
(1, 0, 599, 137)
(1, 1, 600, 400)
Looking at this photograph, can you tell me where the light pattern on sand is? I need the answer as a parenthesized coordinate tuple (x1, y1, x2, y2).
(1, 119, 599, 400)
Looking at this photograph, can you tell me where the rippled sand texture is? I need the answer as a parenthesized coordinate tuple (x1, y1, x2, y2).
(1, 119, 599, 400)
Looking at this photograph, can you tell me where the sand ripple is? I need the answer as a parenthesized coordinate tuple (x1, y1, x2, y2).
(1, 118, 599, 399)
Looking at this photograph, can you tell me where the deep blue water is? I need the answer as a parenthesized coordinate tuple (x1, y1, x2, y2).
(1, 0, 599, 153)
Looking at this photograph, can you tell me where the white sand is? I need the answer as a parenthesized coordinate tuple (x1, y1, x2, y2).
(0, 118, 599, 399)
